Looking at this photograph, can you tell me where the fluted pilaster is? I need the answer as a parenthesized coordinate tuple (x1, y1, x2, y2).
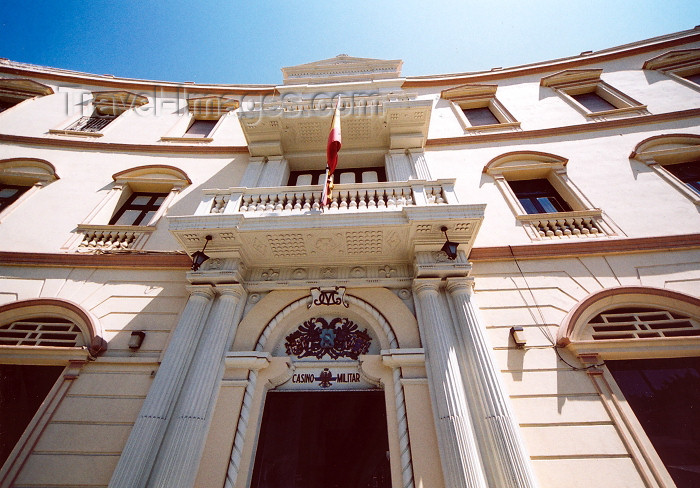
(413, 279, 488, 488)
(446, 278, 538, 488)
(108, 285, 215, 488)
(148, 284, 246, 488)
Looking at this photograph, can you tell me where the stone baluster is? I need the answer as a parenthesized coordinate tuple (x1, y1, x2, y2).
(413, 279, 488, 488)
(446, 278, 538, 488)
(108, 285, 216, 488)
(148, 285, 246, 488)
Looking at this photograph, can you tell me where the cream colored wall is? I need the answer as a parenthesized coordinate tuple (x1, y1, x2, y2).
(0, 267, 188, 488)
(0, 143, 249, 252)
(471, 248, 700, 488)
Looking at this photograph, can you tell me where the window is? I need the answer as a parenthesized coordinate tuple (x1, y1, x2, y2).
(541, 69, 648, 119)
(631, 134, 700, 205)
(507, 178, 572, 214)
(0, 184, 30, 211)
(0, 298, 105, 478)
(0, 78, 53, 113)
(50, 91, 148, 137)
(287, 166, 386, 186)
(484, 151, 617, 239)
(643, 49, 700, 91)
(441, 83, 520, 132)
(108, 192, 169, 225)
(0, 158, 59, 219)
(665, 161, 700, 195)
(71, 165, 190, 250)
(558, 286, 700, 488)
(161, 96, 238, 142)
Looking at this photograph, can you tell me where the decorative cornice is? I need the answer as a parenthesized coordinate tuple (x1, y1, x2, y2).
(0, 133, 249, 154)
(0, 251, 191, 268)
(426, 109, 700, 147)
(468, 233, 700, 261)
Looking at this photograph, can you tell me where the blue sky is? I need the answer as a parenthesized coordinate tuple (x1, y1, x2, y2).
(1, 1, 699, 85)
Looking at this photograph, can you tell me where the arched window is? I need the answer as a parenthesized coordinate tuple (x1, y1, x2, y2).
(484, 151, 618, 239)
(0, 298, 105, 476)
(71, 165, 190, 250)
(0, 158, 59, 220)
(630, 133, 700, 206)
(558, 287, 700, 487)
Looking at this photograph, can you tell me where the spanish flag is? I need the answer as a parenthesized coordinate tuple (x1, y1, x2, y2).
(321, 97, 342, 208)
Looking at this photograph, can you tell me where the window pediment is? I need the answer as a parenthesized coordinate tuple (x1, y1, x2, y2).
(112, 164, 191, 191)
(187, 95, 239, 120)
(0, 78, 53, 101)
(483, 151, 568, 177)
(92, 90, 149, 115)
(0, 158, 58, 185)
(441, 84, 498, 101)
(540, 69, 603, 88)
(643, 49, 700, 71)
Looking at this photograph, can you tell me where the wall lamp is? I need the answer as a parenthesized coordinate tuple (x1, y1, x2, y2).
(440, 226, 459, 260)
(191, 235, 212, 271)
(129, 330, 146, 350)
(510, 326, 527, 348)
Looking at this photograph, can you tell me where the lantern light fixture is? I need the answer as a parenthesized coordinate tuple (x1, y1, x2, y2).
(440, 226, 459, 260)
(191, 235, 212, 271)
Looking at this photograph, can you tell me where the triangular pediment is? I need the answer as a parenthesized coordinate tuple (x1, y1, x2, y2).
(540, 69, 603, 87)
(643, 49, 700, 70)
(282, 54, 403, 85)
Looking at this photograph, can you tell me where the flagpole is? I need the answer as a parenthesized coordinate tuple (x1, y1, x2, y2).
(321, 96, 341, 210)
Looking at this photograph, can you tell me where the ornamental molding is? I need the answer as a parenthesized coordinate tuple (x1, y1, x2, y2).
(309, 287, 349, 308)
(284, 317, 372, 360)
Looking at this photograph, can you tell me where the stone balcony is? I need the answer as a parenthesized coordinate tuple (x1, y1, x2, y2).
(169, 179, 485, 269)
(516, 209, 617, 240)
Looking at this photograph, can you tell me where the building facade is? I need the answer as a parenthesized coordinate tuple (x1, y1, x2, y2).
(1, 27, 700, 488)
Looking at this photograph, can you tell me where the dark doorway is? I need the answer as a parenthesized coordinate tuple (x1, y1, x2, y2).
(250, 390, 391, 488)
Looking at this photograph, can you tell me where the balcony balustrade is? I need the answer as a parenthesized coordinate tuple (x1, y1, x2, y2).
(198, 180, 454, 217)
(516, 209, 616, 239)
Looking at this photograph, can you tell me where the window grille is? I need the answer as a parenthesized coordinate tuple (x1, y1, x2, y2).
(587, 307, 700, 340)
(0, 317, 84, 347)
(65, 115, 116, 133)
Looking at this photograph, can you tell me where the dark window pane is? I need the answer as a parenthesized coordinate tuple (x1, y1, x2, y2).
(251, 391, 391, 488)
(463, 106, 499, 126)
(0, 184, 30, 211)
(287, 166, 386, 186)
(508, 179, 572, 214)
(1, 365, 64, 467)
(184, 119, 217, 137)
(0, 100, 17, 113)
(109, 192, 169, 226)
(684, 73, 700, 85)
(666, 161, 700, 195)
(607, 357, 700, 488)
(571, 92, 617, 112)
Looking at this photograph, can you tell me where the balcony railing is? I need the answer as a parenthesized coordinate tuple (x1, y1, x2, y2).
(65, 115, 115, 133)
(197, 180, 454, 217)
(516, 209, 616, 239)
(75, 225, 152, 250)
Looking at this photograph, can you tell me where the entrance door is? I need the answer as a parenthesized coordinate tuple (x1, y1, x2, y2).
(250, 390, 391, 488)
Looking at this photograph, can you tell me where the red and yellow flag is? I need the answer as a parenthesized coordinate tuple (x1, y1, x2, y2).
(321, 98, 342, 208)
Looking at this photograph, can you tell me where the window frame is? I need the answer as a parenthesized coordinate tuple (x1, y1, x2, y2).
(631, 133, 700, 206)
(160, 95, 238, 143)
(556, 286, 700, 488)
(68, 165, 190, 250)
(441, 83, 520, 133)
(643, 48, 700, 92)
(49, 90, 148, 138)
(484, 151, 617, 239)
(541, 69, 648, 120)
(0, 158, 59, 222)
(287, 166, 387, 187)
(0, 78, 54, 114)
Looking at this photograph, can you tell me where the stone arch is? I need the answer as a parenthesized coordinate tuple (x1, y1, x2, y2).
(0, 298, 106, 356)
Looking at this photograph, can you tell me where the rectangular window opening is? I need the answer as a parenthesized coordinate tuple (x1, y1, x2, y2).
(508, 178, 572, 214)
(571, 92, 617, 112)
(462, 106, 500, 126)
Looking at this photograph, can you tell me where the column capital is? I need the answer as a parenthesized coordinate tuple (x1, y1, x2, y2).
(412, 277, 443, 295)
(445, 277, 475, 296)
(215, 283, 246, 299)
(185, 284, 216, 300)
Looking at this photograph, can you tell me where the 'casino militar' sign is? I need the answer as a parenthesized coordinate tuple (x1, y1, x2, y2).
(291, 367, 362, 389)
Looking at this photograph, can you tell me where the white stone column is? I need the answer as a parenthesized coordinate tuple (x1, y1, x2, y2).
(408, 149, 431, 180)
(386, 149, 416, 181)
(148, 284, 246, 488)
(108, 285, 215, 488)
(413, 279, 488, 488)
(446, 278, 538, 488)
(257, 156, 289, 187)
